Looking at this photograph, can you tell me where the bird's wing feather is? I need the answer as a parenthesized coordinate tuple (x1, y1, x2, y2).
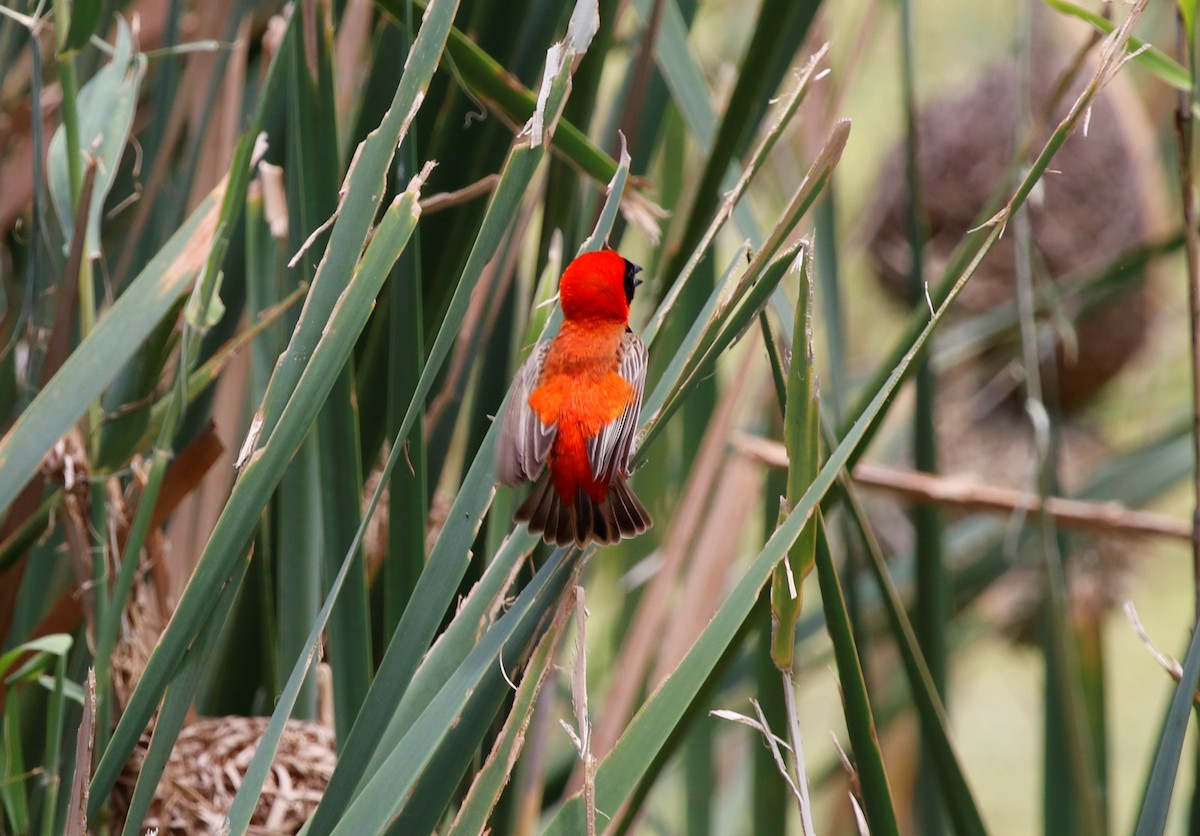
(497, 343, 555, 484)
(587, 331, 647, 484)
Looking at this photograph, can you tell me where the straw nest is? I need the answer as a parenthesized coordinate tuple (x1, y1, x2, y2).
(112, 716, 337, 835)
(859, 32, 1164, 409)
(108, 566, 337, 833)
(856, 25, 1166, 640)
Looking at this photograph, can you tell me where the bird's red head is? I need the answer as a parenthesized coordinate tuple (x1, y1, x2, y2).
(559, 250, 643, 323)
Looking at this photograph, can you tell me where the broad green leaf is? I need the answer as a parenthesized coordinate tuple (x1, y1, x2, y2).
(275, 1, 344, 724)
(1184, 0, 1198, 43)
(1, 689, 29, 833)
(445, 603, 571, 835)
(0, 634, 72, 683)
(1134, 625, 1200, 836)
(772, 247, 818, 670)
(285, 3, 373, 731)
(812, 515, 899, 835)
(895, 0, 949, 827)
(38, 647, 68, 836)
(0, 190, 217, 520)
(383, 250, 427, 639)
(61, 0, 102, 53)
(276, 436, 323, 720)
(47, 19, 146, 258)
(329, 547, 578, 834)
(832, 468, 988, 835)
(1043, 0, 1191, 90)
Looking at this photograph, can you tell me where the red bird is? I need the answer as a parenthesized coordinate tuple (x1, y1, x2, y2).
(497, 249, 652, 546)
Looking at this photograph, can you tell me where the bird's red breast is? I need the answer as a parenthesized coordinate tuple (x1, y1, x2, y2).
(530, 319, 635, 504)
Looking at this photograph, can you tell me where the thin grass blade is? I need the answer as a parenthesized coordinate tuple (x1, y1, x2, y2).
(1135, 624, 1200, 836)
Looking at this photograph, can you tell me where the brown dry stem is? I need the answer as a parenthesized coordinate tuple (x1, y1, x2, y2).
(735, 433, 1190, 543)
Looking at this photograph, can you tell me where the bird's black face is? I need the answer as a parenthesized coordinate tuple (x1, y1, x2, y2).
(623, 259, 644, 305)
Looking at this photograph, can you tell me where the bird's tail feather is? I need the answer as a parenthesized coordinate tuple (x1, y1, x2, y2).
(515, 472, 651, 547)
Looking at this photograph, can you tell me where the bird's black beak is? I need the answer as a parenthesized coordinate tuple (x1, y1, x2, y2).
(624, 260, 643, 303)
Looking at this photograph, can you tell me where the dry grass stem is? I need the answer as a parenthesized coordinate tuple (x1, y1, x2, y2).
(735, 433, 1190, 542)
(1124, 601, 1184, 683)
(782, 673, 816, 836)
(850, 793, 870, 836)
(512, 687, 555, 836)
(332, 0, 374, 130)
(829, 731, 859, 794)
(64, 668, 96, 836)
(651, 436, 763, 683)
(287, 205, 338, 269)
(559, 585, 596, 835)
(257, 161, 288, 239)
(418, 173, 500, 214)
(712, 697, 802, 802)
(1173, 5, 1200, 621)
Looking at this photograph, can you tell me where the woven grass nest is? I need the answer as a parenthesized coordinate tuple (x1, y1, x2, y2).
(112, 716, 336, 835)
(859, 31, 1165, 409)
(108, 583, 337, 834)
(858, 27, 1164, 641)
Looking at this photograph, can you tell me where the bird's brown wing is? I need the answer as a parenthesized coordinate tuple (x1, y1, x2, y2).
(587, 331, 647, 484)
(496, 342, 555, 485)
